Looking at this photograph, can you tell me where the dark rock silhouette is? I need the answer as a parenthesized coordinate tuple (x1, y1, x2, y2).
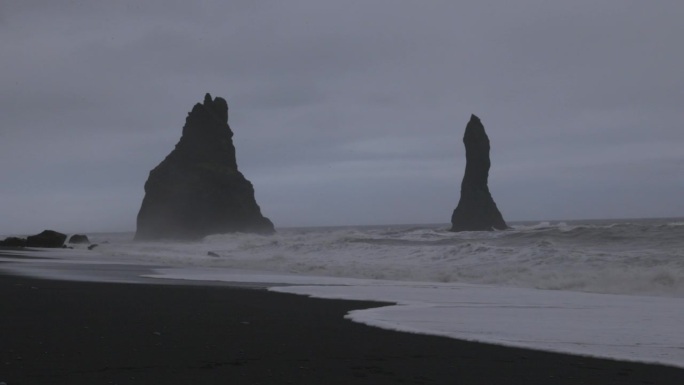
(450, 115, 507, 232)
(135, 93, 274, 240)
(0, 237, 27, 247)
(68, 234, 90, 244)
(26, 230, 67, 248)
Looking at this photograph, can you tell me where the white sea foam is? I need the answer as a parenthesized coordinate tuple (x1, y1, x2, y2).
(274, 283, 684, 369)
(87, 219, 684, 298)
(138, 266, 684, 369)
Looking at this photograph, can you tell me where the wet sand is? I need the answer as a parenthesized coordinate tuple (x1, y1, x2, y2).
(1, 272, 683, 384)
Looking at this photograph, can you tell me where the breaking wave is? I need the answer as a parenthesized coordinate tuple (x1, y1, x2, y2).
(92, 218, 684, 298)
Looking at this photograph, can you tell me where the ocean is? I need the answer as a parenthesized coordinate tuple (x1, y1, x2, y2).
(2, 217, 684, 368)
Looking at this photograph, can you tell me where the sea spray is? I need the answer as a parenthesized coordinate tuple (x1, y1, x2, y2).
(89, 218, 684, 297)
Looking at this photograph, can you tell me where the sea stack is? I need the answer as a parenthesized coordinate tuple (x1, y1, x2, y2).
(135, 93, 274, 240)
(450, 115, 507, 232)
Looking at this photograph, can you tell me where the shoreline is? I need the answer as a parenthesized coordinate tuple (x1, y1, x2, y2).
(2, 272, 683, 384)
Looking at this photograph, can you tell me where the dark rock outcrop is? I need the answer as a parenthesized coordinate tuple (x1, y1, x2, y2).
(450, 115, 507, 232)
(0, 237, 27, 247)
(26, 230, 67, 248)
(135, 93, 274, 241)
(68, 234, 90, 244)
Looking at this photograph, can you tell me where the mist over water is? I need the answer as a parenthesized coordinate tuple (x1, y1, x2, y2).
(91, 217, 684, 298)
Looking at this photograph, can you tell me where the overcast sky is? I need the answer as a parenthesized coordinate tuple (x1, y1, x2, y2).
(1, 1, 683, 234)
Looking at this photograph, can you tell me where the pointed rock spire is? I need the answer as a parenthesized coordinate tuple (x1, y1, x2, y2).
(135, 94, 274, 240)
(450, 114, 507, 231)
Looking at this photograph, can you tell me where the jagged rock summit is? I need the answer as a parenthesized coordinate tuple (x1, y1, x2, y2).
(450, 114, 507, 232)
(135, 93, 274, 240)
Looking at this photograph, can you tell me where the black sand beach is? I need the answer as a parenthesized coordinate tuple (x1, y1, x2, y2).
(2, 272, 683, 384)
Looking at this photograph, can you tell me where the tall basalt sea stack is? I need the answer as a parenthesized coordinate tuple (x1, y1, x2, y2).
(450, 114, 507, 232)
(135, 93, 274, 240)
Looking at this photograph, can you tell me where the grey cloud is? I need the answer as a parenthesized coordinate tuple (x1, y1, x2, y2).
(1, 1, 683, 233)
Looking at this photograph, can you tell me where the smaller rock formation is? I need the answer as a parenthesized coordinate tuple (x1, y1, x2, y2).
(135, 93, 274, 240)
(26, 230, 67, 248)
(450, 115, 507, 232)
(0, 237, 27, 247)
(68, 234, 90, 244)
